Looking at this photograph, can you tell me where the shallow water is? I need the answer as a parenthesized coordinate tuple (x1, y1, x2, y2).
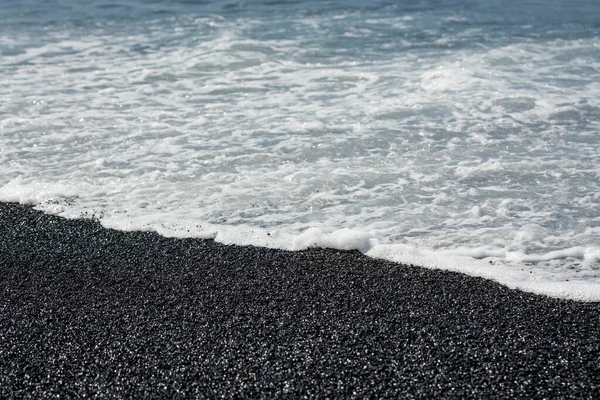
(1, 0, 599, 300)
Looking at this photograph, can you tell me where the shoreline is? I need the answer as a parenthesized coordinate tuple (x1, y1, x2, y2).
(1, 201, 599, 397)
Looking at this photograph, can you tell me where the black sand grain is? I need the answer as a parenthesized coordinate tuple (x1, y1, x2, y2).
(0, 202, 599, 398)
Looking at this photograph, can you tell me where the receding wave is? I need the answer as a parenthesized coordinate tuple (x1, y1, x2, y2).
(1, 0, 599, 300)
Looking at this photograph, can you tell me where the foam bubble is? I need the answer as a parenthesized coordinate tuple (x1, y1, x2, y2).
(293, 228, 373, 253)
(1, 0, 599, 300)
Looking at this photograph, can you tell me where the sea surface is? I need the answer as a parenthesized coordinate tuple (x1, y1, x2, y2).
(1, 0, 599, 300)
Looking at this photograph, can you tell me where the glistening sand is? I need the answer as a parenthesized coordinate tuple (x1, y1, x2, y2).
(1, 202, 599, 398)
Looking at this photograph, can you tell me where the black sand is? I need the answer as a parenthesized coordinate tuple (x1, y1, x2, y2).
(0, 202, 599, 398)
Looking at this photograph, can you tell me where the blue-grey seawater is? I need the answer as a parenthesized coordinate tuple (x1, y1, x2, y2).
(1, 0, 599, 299)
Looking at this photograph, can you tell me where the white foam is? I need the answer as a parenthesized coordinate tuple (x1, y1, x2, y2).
(0, 178, 87, 206)
(292, 228, 374, 253)
(1, 3, 599, 301)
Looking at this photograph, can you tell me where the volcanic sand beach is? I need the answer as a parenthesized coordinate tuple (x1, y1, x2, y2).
(1, 202, 599, 398)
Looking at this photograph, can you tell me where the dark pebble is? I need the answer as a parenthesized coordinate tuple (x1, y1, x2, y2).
(0, 202, 599, 398)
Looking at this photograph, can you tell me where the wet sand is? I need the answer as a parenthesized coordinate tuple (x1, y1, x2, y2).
(1, 202, 598, 398)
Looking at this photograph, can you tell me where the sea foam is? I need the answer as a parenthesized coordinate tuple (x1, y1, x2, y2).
(1, 0, 599, 300)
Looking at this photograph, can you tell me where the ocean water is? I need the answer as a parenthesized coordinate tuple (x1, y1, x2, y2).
(1, 0, 599, 300)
